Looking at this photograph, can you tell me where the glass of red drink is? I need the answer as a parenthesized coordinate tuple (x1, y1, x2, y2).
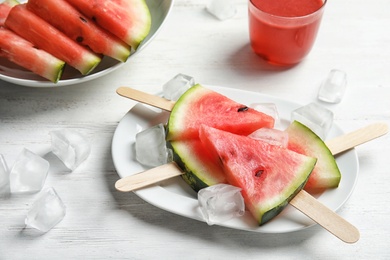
(249, 0, 326, 66)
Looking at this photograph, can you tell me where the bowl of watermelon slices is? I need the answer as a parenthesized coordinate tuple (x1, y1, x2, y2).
(0, 0, 174, 87)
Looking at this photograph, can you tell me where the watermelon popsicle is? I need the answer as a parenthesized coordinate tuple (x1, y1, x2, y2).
(114, 86, 387, 243)
(116, 86, 388, 169)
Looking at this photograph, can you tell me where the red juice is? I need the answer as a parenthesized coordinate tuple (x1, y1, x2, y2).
(249, 0, 326, 65)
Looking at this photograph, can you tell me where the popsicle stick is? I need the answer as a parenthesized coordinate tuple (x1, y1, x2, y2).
(115, 162, 182, 192)
(326, 122, 388, 155)
(116, 86, 175, 112)
(289, 190, 359, 243)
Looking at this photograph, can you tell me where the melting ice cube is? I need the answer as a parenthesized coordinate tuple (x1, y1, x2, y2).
(50, 129, 91, 171)
(162, 73, 195, 101)
(9, 149, 50, 194)
(318, 69, 347, 103)
(198, 184, 245, 225)
(291, 102, 334, 139)
(135, 124, 172, 167)
(251, 103, 280, 128)
(25, 187, 66, 232)
(248, 128, 289, 148)
(206, 0, 237, 20)
(0, 154, 10, 197)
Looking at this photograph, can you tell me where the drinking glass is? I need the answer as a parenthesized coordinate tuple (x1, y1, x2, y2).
(248, 0, 327, 66)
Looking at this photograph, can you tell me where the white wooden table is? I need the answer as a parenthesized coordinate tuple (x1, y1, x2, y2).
(1, 0, 389, 259)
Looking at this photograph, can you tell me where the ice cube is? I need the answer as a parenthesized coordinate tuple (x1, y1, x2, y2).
(0, 154, 10, 197)
(25, 187, 66, 232)
(135, 124, 171, 167)
(318, 69, 347, 103)
(251, 103, 280, 128)
(9, 149, 50, 194)
(198, 184, 245, 225)
(248, 128, 289, 148)
(50, 129, 91, 171)
(206, 0, 237, 20)
(291, 102, 334, 139)
(162, 73, 195, 101)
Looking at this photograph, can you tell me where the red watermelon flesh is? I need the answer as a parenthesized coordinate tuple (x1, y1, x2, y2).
(5, 4, 101, 75)
(199, 125, 317, 225)
(0, 0, 17, 26)
(26, 0, 131, 62)
(0, 1, 65, 83)
(167, 84, 275, 141)
(65, 0, 151, 50)
(0, 27, 65, 83)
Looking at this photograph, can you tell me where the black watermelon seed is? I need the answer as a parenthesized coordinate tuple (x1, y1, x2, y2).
(237, 106, 249, 112)
(255, 169, 264, 177)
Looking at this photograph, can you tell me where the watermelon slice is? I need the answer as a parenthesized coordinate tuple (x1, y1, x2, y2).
(167, 84, 275, 141)
(5, 4, 101, 75)
(286, 121, 341, 190)
(26, 0, 131, 62)
(0, 1, 65, 82)
(65, 0, 151, 50)
(169, 139, 226, 192)
(0, 27, 65, 83)
(199, 125, 317, 225)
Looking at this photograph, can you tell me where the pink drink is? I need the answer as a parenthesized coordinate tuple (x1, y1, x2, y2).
(249, 0, 326, 65)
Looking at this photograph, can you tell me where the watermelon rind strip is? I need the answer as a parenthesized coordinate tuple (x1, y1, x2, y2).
(286, 121, 341, 190)
(169, 140, 226, 192)
(259, 159, 316, 225)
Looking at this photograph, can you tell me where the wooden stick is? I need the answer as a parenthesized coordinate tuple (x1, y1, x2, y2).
(326, 122, 388, 155)
(116, 86, 175, 112)
(289, 190, 359, 243)
(115, 162, 182, 192)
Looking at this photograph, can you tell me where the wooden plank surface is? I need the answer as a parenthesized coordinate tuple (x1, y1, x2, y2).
(1, 0, 390, 259)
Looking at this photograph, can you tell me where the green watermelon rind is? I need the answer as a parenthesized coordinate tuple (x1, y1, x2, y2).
(166, 84, 206, 140)
(169, 140, 226, 192)
(286, 121, 341, 190)
(128, 0, 151, 50)
(4, 0, 19, 7)
(257, 158, 316, 225)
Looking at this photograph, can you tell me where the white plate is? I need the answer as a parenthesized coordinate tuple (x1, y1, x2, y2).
(0, 0, 174, 87)
(112, 85, 359, 233)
